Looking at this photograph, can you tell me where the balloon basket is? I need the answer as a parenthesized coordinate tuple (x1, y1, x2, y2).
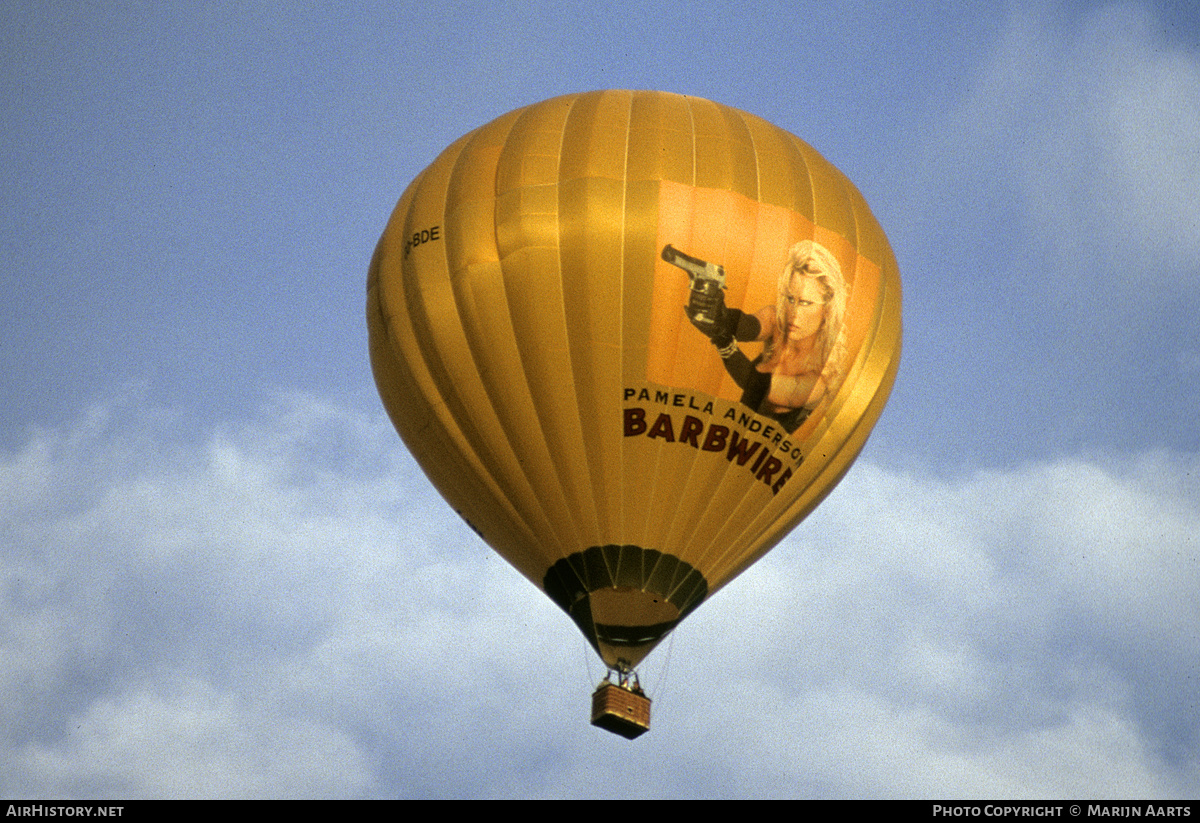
(591, 679, 651, 740)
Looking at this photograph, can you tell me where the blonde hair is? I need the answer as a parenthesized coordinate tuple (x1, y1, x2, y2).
(761, 240, 849, 390)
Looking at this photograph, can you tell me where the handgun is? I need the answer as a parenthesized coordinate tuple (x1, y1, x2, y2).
(661, 244, 726, 327)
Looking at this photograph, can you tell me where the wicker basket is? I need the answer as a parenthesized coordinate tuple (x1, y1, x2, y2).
(591, 682, 651, 739)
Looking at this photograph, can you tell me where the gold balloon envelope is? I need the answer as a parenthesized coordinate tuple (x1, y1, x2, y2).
(368, 90, 901, 672)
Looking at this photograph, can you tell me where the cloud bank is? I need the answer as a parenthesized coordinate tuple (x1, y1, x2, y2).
(2, 392, 1195, 797)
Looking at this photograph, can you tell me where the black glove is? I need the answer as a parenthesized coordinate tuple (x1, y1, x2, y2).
(685, 288, 733, 347)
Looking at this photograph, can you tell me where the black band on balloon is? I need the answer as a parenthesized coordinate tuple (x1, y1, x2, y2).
(542, 545, 708, 649)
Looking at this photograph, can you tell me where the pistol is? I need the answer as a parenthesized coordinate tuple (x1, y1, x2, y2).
(661, 244, 726, 327)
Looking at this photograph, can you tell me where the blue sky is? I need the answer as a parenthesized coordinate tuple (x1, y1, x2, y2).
(2, 0, 1198, 799)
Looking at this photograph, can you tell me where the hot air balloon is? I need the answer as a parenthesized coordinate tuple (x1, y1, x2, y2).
(367, 90, 901, 739)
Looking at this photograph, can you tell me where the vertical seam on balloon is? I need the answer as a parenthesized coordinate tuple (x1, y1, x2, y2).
(717, 167, 896, 586)
(721, 172, 858, 578)
(501, 93, 594, 560)
(412, 141, 542, 547)
(691, 104, 763, 592)
(623, 91, 674, 605)
(445, 113, 572, 571)
(700, 128, 829, 588)
(444, 124, 549, 557)
(662, 100, 734, 599)
(683, 109, 789, 590)
(564, 92, 609, 663)
(764, 185, 900, 551)
(618, 90, 634, 581)
(588, 91, 636, 610)
(578, 91, 613, 559)
(640, 93, 701, 602)
(637, 94, 692, 560)
(380, 136, 557, 573)
(660, 96, 715, 591)
(622, 95, 673, 571)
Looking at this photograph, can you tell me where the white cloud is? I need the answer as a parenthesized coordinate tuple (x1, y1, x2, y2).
(1028, 4, 1200, 290)
(10, 678, 371, 799)
(670, 453, 1200, 796)
(930, 2, 1200, 292)
(896, 2, 1200, 459)
(1, 393, 1197, 797)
